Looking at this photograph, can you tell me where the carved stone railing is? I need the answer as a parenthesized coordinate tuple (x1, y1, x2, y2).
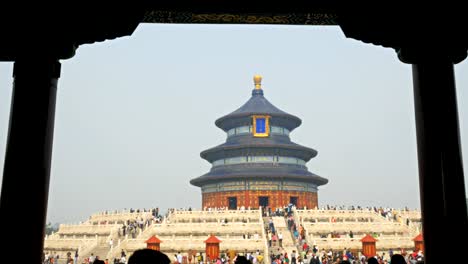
(57, 224, 120, 236)
(169, 210, 261, 223)
(123, 237, 265, 253)
(302, 222, 410, 234)
(150, 222, 263, 235)
(308, 236, 414, 251)
(88, 211, 154, 224)
(259, 209, 270, 264)
(296, 209, 394, 223)
(44, 238, 98, 263)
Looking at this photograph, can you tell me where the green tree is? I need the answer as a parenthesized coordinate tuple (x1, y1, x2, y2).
(45, 222, 58, 235)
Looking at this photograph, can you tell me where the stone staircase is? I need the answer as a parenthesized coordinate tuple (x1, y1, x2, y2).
(372, 210, 420, 238)
(264, 216, 297, 260)
(295, 209, 419, 251)
(94, 244, 112, 261)
(106, 224, 153, 261)
(77, 243, 111, 264)
(111, 210, 267, 259)
(387, 210, 422, 237)
(290, 207, 308, 254)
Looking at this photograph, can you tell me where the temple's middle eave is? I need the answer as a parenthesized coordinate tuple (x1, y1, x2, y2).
(200, 142, 318, 162)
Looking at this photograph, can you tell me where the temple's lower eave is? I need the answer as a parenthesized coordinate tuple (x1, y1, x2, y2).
(189, 174, 328, 188)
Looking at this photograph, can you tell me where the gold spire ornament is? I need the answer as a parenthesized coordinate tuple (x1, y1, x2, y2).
(253, 74, 262, 90)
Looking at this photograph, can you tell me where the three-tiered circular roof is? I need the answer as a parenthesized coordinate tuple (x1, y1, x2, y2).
(190, 75, 328, 188)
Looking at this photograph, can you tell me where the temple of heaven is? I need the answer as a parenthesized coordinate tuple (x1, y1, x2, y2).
(190, 75, 328, 210)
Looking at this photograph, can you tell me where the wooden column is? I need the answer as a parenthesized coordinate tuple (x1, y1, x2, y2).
(245, 190, 250, 208)
(411, 59, 468, 263)
(0, 59, 61, 264)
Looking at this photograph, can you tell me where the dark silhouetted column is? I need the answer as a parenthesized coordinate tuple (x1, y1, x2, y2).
(412, 59, 468, 263)
(0, 59, 61, 263)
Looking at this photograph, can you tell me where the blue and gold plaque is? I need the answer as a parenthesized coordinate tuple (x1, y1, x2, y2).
(252, 115, 270, 137)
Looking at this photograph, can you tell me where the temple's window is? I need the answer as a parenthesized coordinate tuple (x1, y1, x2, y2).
(227, 126, 250, 136)
(212, 159, 225, 166)
(237, 126, 250, 134)
(250, 156, 274, 163)
(270, 126, 290, 136)
(227, 128, 235, 136)
(278, 156, 297, 164)
(212, 156, 306, 167)
(227, 125, 289, 137)
(270, 126, 281, 134)
(225, 156, 248, 164)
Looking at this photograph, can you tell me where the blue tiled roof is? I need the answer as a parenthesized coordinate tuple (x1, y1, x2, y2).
(200, 135, 317, 162)
(191, 85, 328, 189)
(190, 163, 328, 187)
(215, 89, 301, 131)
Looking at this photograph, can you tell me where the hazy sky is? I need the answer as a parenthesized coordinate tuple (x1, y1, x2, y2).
(1, 24, 467, 224)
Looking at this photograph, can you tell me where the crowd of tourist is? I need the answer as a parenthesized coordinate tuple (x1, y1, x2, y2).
(43, 250, 81, 264)
(43, 248, 424, 264)
(44, 205, 424, 264)
(265, 247, 424, 264)
(260, 204, 425, 264)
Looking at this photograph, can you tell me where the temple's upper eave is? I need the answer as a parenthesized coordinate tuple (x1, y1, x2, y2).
(215, 89, 302, 131)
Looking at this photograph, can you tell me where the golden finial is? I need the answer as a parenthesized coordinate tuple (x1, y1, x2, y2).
(253, 74, 262, 90)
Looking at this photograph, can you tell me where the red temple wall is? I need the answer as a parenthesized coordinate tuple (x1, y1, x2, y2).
(202, 190, 318, 209)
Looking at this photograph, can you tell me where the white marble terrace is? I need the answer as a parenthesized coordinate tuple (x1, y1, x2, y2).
(44, 208, 422, 263)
